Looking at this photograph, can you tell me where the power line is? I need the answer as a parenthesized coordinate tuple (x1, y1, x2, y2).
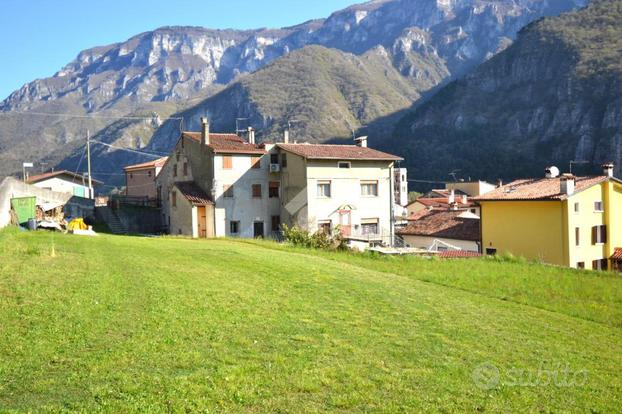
(91, 140, 168, 158)
(0, 111, 182, 121)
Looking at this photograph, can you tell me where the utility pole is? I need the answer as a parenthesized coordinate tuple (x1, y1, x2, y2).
(86, 130, 93, 199)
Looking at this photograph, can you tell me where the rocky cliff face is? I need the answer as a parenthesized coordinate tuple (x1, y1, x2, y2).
(391, 0, 622, 181)
(0, 0, 587, 181)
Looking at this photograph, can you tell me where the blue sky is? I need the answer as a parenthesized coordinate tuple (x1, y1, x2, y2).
(0, 0, 356, 100)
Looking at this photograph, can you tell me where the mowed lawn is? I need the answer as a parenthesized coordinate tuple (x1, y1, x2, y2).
(0, 229, 620, 412)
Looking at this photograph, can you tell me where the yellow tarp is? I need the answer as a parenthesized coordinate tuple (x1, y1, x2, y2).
(68, 218, 87, 231)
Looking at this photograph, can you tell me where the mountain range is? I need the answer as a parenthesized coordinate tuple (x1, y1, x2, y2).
(0, 0, 590, 185)
(391, 0, 622, 181)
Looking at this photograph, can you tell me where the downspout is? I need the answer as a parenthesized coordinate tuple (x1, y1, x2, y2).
(389, 162, 395, 247)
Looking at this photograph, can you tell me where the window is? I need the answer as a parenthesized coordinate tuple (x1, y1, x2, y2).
(577, 262, 585, 269)
(230, 221, 240, 234)
(361, 181, 378, 197)
(281, 153, 287, 168)
(338, 161, 351, 169)
(271, 215, 281, 232)
(470, 209, 477, 214)
(318, 220, 332, 235)
(575, 227, 580, 246)
(251, 156, 261, 169)
(269, 181, 280, 198)
(252, 184, 262, 198)
(592, 225, 607, 244)
(223, 155, 233, 169)
(592, 259, 608, 271)
(223, 185, 234, 198)
(317, 181, 331, 198)
(173, 164, 178, 177)
(270, 154, 279, 164)
(183, 162, 188, 176)
(574, 202, 580, 213)
(129, 173, 133, 179)
(486, 248, 497, 256)
(360, 218, 379, 235)
(171, 191, 177, 207)
(594, 201, 604, 212)
(148, 170, 152, 177)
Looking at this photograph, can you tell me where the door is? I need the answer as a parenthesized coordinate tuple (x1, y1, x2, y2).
(339, 210, 352, 237)
(254, 221, 264, 238)
(197, 206, 207, 238)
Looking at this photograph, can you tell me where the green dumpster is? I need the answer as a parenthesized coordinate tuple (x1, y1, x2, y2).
(10, 197, 37, 225)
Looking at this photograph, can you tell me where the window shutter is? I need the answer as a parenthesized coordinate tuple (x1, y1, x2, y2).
(602, 226, 607, 244)
(592, 226, 597, 244)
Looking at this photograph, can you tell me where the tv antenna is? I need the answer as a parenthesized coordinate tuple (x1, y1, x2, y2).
(449, 169, 461, 182)
(236, 117, 249, 135)
(569, 160, 589, 174)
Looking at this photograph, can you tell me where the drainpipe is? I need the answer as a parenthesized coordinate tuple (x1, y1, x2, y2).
(389, 162, 395, 247)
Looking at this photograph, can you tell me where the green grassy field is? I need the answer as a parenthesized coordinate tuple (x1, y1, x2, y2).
(0, 229, 620, 412)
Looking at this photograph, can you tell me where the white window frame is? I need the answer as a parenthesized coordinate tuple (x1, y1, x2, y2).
(317, 181, 331, 198)
(360, 180, 379, 197)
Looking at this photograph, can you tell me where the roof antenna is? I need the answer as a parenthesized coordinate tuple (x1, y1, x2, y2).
(449, 169, 461, 182)
(236, 117, 249, 136)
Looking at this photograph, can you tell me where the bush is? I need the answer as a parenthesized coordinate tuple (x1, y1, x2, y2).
(281, 224, 346, 250)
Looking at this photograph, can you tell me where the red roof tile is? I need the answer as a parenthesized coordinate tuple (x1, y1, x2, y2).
(174, 182, 213, 205)
(276, 143, 402, 161)
(438, 250, 482, 259)
(397, 210, 481, 241)
(611, 248, 622, 260)
(474, 176, 609, 201)
(183, 132, 266, 155)
(26, 170, 103, 185)
(414, 197, 475, 208)
(124, 157, 168, 171)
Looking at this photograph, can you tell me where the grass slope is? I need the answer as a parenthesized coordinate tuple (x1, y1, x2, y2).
(0, 229, 620, 412)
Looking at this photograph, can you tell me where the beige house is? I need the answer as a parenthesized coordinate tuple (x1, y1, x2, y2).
(156, 119, 403, 246)
(124, 157, 168, 199)
(276, 140, 402, 245)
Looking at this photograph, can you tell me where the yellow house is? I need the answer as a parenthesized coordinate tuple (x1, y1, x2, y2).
(475, 164, 622, 271)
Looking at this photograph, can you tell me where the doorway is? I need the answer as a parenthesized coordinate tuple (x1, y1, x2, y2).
(197, 206, 207, 238)
(339, 210, 352, 237)
(254, 221, 264, 238)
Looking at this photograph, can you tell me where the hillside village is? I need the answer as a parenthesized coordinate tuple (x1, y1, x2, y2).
(2, 115, 621, 272)
(1, 1, 622, 412)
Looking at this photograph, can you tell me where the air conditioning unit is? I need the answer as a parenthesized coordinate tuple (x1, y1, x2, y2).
(270, 164, 281, 173)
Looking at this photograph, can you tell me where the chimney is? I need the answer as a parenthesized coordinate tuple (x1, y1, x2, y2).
(354, 136, 368, 147)
(461, 194, 468, 205)
(602, 162, 614, 178)
(560, 174, 575, 196)
(448, 189, 455, 204)
(200, 117, 210, 146)
(248, 127, 255, 145)
(283, 129, 290, 144)
(497, 179, 503, 188)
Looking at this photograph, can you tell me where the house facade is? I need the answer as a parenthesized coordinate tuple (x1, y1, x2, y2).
(475, 164, 622, 271)
(156, 119, 403, 245)
(124, 157, 168, 199)
(27, 170, 101, 199)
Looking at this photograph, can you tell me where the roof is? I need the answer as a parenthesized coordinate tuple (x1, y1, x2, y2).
(26, 170, 103, 186)
(397, 210, 481, 242)
(437, 250, 482, 259)
(611, 248, 622, 260)
(276, 143, 402, 161)
(124, 157, 168, 171)
(412, 197, 475, 208)
(174, 182, 214, 205)
(474, 176, 610, 201)
(183, 132, 266, 155)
